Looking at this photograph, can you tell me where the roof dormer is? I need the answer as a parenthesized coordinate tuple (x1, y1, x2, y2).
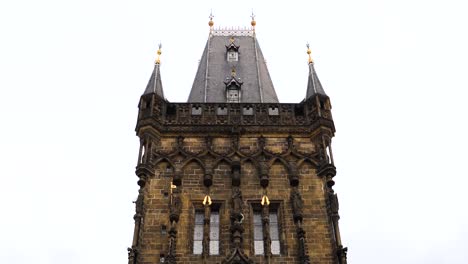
(226, 37, 240, 62)
(224, 67, 243, 103)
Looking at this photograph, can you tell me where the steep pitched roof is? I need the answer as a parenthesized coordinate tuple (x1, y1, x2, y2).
(143, 63, 164, 98)
(188, 29, 278, 103)
(306, 62, 326, 99)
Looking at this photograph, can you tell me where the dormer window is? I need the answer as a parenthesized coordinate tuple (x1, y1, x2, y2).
(225, 67, 243, 103)
(227, 51, 238, 62)
(227, 89, 240, 103)
(226, 37, 240, 62)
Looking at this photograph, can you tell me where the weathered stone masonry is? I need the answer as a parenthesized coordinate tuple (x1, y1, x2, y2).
(128, 94, 347, 264)
(128, 20, 347, 264)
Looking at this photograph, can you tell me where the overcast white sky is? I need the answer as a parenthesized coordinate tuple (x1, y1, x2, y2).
(1, 0, 468, 263)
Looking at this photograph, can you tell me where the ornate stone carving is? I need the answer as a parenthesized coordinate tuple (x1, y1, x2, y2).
(231, 135, 240, 151)
(297, 227, 311, 264)
(259, 160, 269, 187)
(137, 101, 336, 134)
(287, 135, 294, 150)
(222, 248, 253, 264)
(231, 161, 241, 187)
(231, 187, 243, 221)
(176, 136, 184, 149)
(337, 245, 348, 264)
(262, 205, 272, 257)
(164, 227, 177, 264)
(127, 246, 137, 264)
(169, 188, 182, 223)
(288, 161, 299, 186)
(291, 188, 304, 223)
(258, 136, 266, 150)
(203, 173, 213, 187)
(205, 136, 213, 150)
(329, 191, 339, 216)
(133, 189, 144, 220)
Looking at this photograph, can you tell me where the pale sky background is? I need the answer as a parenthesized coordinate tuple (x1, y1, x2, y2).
(1, 0, 468, 263)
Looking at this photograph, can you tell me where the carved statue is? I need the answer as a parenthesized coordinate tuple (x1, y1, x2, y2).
(134, 189, 144, 216)
(329, 192, 339, 214)
(231, 187, 243, 220)
(291, 188, 304, 223)
(317, 143, 326, 164)
(127, 247, 136, 263)
(258, 136, 266, 150)
(287, 135, 294, 149)
(176, 136, 184, 149)
(169, 189, 182, 223)
(205, 136, 212, 150)
(231, 135, 239, 150)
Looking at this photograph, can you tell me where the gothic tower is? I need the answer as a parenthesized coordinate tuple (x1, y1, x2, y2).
(128, 15, 347, 264)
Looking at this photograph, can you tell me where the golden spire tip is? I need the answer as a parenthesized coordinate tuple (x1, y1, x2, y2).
(250, 10, 256, 28)
(155, 43, 162, 64)
(208, 10, 214, 28)
(306, 43, 313, 64)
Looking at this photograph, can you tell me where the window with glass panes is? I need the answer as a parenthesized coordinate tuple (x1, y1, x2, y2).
(269, 210, 280, 255)
(253, 211, 264, 255)
(209, 210, 220, 255)
(192, 207, 220, 255)
(193, 210, 204, 254)
(253, 205, 281, 256)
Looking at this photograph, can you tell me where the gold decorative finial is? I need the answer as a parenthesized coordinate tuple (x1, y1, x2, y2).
(231, 67, 236, 77)
(306, 43, 313, 64)
(208, 10, 214, 28)
(230, 36, 235, 43)
(170, 180, 176, 192)
(261, 195, 270, 206)
(250, 10, 256, 28)
(202, 195, 212, 206)
(155, 43, 162, 64)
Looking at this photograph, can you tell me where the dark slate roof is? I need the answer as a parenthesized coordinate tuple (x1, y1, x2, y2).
(143, 63, 164, 97)
(306, 62, 326, 99)
(188, 30, 278, 103)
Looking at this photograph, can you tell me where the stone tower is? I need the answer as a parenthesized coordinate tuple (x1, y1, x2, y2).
(128, 15, 347, 264)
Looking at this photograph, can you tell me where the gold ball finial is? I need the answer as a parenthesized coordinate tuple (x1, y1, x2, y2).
(209, 10, 214, 28)
(155, 43, 162, 64)
(306, 43, 313, 64)
(250, 11, 256, 27)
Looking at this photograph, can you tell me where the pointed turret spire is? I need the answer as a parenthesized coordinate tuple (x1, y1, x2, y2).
(143, 43, 165, 98)
(306, 43, 326, 99)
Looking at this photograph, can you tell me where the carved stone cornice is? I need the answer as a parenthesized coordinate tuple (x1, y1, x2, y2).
(135, 101, 335, 135)
(317, 163, 337, 178)
(135, 163, 154, 178)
